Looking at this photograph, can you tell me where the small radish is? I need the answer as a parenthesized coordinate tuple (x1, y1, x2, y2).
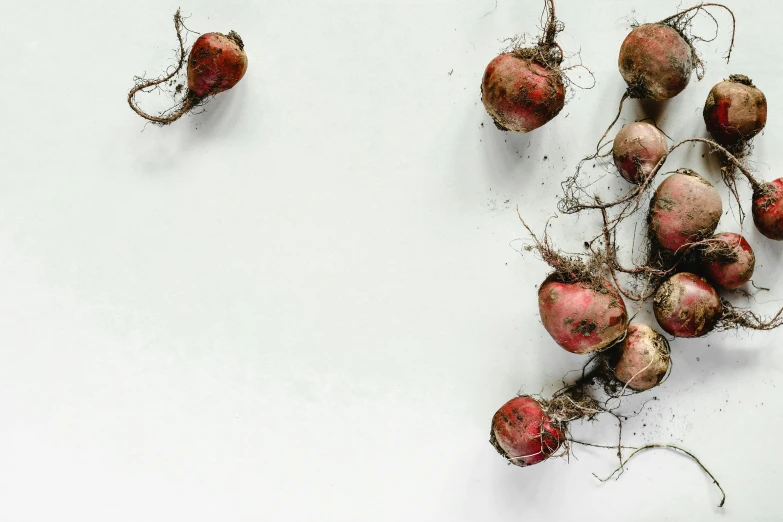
(612, 324, 670, 391)
(649, 170, 722, 252)
(490, 396, 565, 467)
(753, 180, 783, 240)
(700, 233, 755, 290)
(128, 11, 248, 125)
(704, 75, 767, 152)
(654, 273, 722, 338)
(613, 122, 668, 184)
(481, 0, 568, 133)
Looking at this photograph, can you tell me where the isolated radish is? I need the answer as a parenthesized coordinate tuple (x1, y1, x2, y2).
(700, 233, 755, 290)
(649, 170, 722, 252)
(128, 10, 248, 125)
(481, 0, 569, 133)
(612, 323, 670, 391)
(613, 122, 668, 184)
(704, 75, 767, 152)
(490, 396, 565, 467)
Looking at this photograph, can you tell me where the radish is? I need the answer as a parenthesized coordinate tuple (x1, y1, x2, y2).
(649, 170, 722, 252)
(619, 24, 693, 101)
(490, 396, 565, 467)
(700, 233, 755, 290)
(128, 11, 248, 125)
(613, 122, 668, 184)
(753, 180, 783, 240)
(539, 275, 628, 354)
(519, 219, 628, 354)
(481, 0, 568, 133)
(654, 273, 722, 338)
(618, 4, 735, 100)
(704, 75, 767, 152)
(612, 324, 670, 391)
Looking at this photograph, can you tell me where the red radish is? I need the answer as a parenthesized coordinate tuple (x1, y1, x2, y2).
(654, 273, 722, 337)
(704, 75, 766, 150)
(482, 55, 565, 133)
(617, 5, 735, 101)
(187, 32, 248, 97)
(701, 233, 755, 290)
(128, 11, 248, 125)
(613, 122, 668, 184)
(481, 0, 567, 133)
(619, 24, 694, 100)
(753, 179, 783, 240)
(649, 170, 722, 251)
(490, 396, 565, 467)
(612, 324, 670, 391)
(539, 276, 628, 354)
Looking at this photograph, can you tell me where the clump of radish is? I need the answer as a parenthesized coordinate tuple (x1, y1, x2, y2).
(481, 0, 574, 133)
(611, 323, 670, 391)
(654, 273, 722, 338)
(128, 10, 248, 125)
(490, 396, 566, 467)
(613, 122, 668, 184)
(704, 75, 767, 153)
(649, 170, 722, 252)
(700, 233, 755, 290)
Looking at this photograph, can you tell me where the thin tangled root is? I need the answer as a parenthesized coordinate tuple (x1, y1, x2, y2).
(717, 301, 783, 332)
(593, 443, 726, 507)
(517, 210, 610, 290)
(127, 10, 206, 125)
(502, 0, 596, 92)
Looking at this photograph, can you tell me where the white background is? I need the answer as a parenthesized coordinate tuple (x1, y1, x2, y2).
(1, 0, 782, 520)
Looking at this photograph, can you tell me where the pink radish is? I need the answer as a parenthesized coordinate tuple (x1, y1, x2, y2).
(753, 179, 783, 240)
(539, 276, 628, 355)
(612, 324, 670, 391)
(704, 75, 766, 150)
(613, 122, 668, 184)
(701, 233, 755, 290)
(654, 273, 722, 338)
(490, 396, 565, 467)
(128, 11, 248, 125)
(649, 170, 722, 251)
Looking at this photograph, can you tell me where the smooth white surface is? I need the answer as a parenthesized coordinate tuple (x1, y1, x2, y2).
(1, 1, 782, 520)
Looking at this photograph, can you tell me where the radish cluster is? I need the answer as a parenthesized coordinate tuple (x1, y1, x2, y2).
(490, 3, 781, 507)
